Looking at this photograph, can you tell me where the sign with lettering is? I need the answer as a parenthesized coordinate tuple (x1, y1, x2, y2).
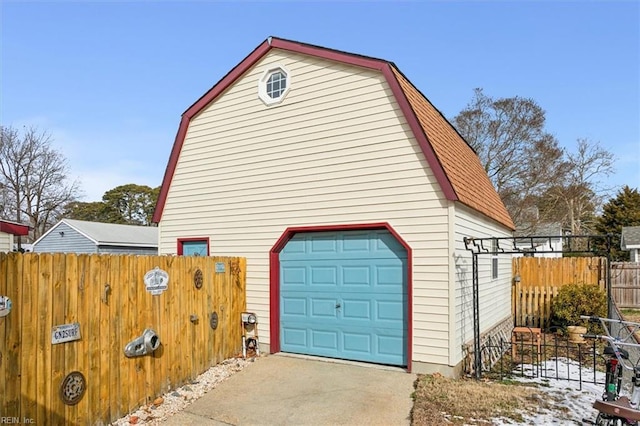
(52, 323, 81, 344)
(144, 267, 169, 295)
(0, 295, 11, 318)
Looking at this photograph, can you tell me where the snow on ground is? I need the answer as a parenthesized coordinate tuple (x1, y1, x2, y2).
(495, 358, 607, 425)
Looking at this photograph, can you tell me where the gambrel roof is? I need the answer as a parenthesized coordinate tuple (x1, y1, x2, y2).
(153, 37, 514, 230)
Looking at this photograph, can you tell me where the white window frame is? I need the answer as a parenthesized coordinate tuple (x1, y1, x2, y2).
(258, 65, 291, 106)
(491, 239, 499, 280)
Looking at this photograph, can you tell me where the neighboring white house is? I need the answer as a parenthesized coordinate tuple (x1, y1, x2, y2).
(152, 37, 515, 375)
(622, 226, 640, 262)
(0, 220, 30, 252)
(33, 219, 158, 255)
(513, 223, 564, 258)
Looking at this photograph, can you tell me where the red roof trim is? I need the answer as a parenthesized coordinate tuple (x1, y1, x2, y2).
(269, 222, 413, 372)
(153, 40, 272, 223)
(269, 38, 387, 71)
(152, 37, 458, 223)
(0, 221, 30, 236)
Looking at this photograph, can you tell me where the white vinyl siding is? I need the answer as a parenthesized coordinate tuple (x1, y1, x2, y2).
(0, 232, 12, 252)
(453, 204, 512, 366)
(158, 51, 451, 366)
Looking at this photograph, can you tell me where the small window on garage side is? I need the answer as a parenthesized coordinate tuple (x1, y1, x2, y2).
(491, 239, 499, 279)
(178, 238, 209, 256)
(258, 65, 290, 106)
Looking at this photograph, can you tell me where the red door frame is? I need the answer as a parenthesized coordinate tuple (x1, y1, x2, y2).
(269, 222, 413, 371)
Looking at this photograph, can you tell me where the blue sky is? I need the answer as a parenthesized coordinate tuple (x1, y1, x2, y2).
(1, 1, 638, 202)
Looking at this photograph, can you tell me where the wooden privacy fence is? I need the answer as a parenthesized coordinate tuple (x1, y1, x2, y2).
(0, 252, 246, 425)
(611, 262, 640, 308)
(512, 257, 607, 328)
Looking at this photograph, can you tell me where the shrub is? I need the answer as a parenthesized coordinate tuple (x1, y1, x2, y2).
(550, 283, 607, 333)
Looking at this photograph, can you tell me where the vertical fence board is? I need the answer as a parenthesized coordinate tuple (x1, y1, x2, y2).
(0, 253, 6, 414)
(64, 254, 80, 423)
(0, 254, 7, 415)
(107, 254, 122, 421)
(50, 253, 67, 420)
(84, 255, 99, 424)
(36, 254, 52, 422)
(20, 253, 37, 420)
(5, 253, 22, 416)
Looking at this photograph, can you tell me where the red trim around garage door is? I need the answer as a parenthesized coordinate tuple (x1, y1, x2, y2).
(269, 222, 413, 372)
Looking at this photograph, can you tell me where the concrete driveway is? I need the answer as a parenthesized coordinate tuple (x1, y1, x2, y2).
(162, 354, 416, 425)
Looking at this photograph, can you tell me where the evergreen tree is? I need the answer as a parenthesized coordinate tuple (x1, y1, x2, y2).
(595, 186, 640, 260)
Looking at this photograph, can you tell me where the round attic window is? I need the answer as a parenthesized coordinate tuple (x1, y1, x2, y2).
(258, 65, 290, 105)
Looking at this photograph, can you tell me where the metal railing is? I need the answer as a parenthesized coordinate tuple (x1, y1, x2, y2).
(479, 333, 605, 389)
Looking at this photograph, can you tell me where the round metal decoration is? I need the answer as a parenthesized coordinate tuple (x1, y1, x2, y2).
(194, 268, 203, 290)
(60, 371, 86, 405)
(209, 312, 219, 330)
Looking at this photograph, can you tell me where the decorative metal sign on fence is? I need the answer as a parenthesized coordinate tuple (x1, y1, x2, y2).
(144, 267, 169, 295)
(0, 296, 12, 318)
(59, 371, 86, 405)
(215, 262, 225, 273)
(52, 323, 81, 344)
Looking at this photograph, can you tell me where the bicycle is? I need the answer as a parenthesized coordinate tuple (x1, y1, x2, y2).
(580, 315, 640, 425)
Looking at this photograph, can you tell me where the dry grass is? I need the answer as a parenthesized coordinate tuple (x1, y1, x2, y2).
(411, 373, 546, 425)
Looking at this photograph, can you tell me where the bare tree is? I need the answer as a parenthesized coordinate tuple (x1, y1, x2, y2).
(453, 88, 567, 228)
(539, 138, 615, 235)
(0, 125, 82, 241)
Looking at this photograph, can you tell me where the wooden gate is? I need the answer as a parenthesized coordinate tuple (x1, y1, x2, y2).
(512, 257, 607, 327)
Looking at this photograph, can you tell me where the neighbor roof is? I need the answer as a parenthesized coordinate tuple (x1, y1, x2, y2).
(35, 219, 158, 248)
(152, 37, 514, 230)
(622, 226, 640, 249)
(0, 220, 30, 236)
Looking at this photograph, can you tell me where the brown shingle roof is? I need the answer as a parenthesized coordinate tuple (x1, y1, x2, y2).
(391, 67, 515, 230)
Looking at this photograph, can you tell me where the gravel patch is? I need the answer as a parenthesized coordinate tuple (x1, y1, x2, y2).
(111, 356, 255, 425)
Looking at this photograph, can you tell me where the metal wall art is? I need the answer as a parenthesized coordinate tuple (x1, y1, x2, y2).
(144, 267, 169, 295)
(194, 268, 203, 289)
(52, 322, 81, 344)
(60, 371, 86, 405)
(0, 295, 12, 318)
(209, 312, 219, 330)
(124, 329, 160, 357)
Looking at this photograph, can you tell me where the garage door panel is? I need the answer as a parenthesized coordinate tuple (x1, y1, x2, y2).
(281, 266, 306, 286)
(311, 298, 339, 318)
(341, 299, 371, 320)
(377, 299, 404, 322)
(378, 335, 405, 357)
(282, 328, 307, 349)
(342, 266, 370, 286)
(343, 332, 372, 354)
(280, 230, 407, 366)
(311, 330, 339, 350)
(310, 266, 338, 286)
(281, 297, 307, 316)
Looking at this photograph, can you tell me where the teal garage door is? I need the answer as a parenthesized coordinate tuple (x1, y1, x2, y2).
(280, 230, 408, 366)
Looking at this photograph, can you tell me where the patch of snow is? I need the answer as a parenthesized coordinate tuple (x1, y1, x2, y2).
(494, 358, 607, 425)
